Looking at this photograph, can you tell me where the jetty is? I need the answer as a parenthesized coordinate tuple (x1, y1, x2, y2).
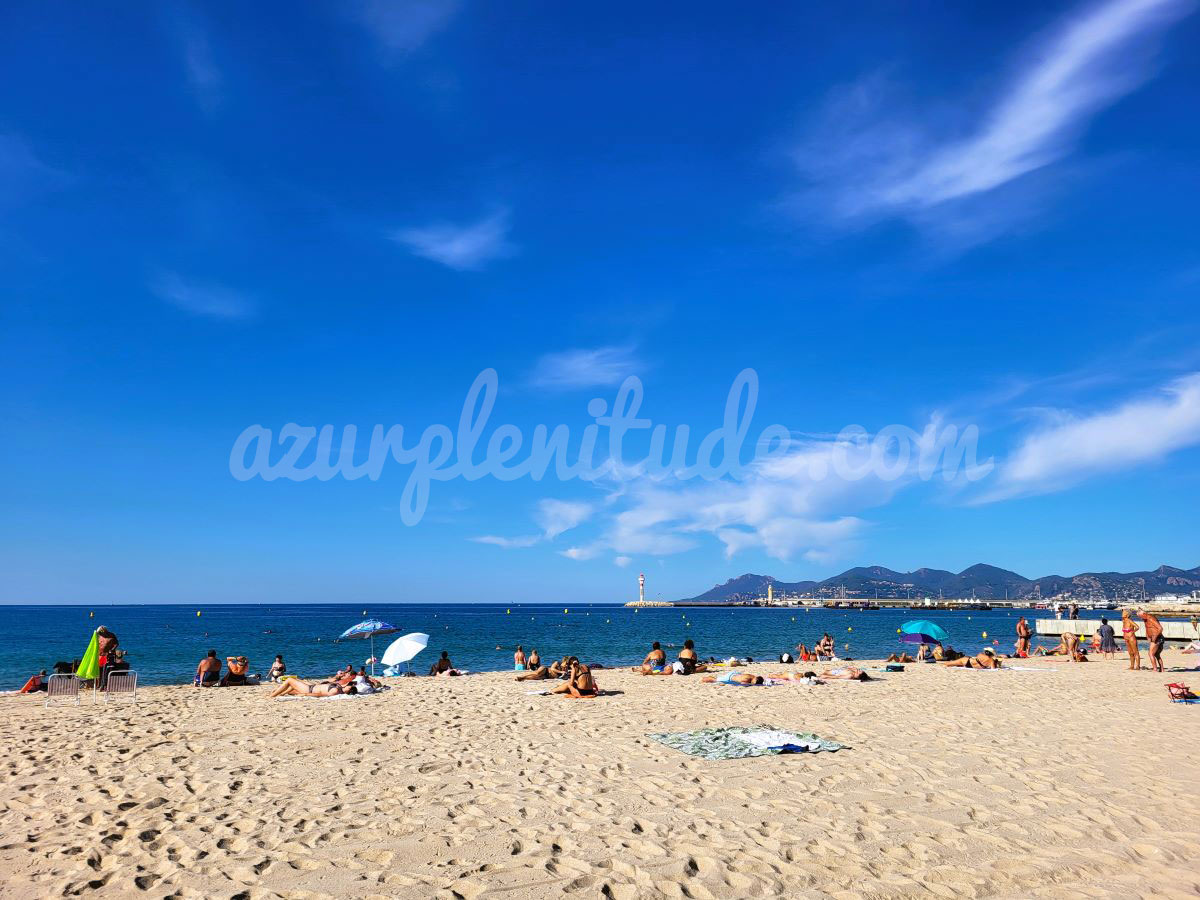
(1036, 618, 1199, 642)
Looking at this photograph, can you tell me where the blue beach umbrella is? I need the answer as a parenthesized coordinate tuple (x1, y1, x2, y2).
(900, 620, 950, 643)
(337, 619, 399, 675)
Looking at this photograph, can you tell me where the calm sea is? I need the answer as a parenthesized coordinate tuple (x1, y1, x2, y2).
(0, 603, 1108, 688)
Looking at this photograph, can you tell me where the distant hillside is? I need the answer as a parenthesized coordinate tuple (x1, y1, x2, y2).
(681, 563, 1200, 602)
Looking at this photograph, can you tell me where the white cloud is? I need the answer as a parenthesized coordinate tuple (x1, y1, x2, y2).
(349, 0, 460, 55)
(614, 555, 633, 567)
(979, 373, 1200, 501)
(471, 534, 541, 549)
(793, 0, 1193, 240)
(560, 545, 604, 561)
(534, 499, 593, 540)
(392, 210, 513, 271)
(151, 272, 255, 319)
(528, 345, 641, 391)
(471, 498, 592, 550)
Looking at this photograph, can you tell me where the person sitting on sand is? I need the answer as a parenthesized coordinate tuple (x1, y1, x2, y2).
(702, 671, 766, 686)
(941, 648, 1002, 669)
(195, 650, 221, 687)
(270, 678, 356, 698)
(886, 652, 915, 663)
(672, 639, 707, 675)
(221, 655, 249, 686)
(635, 642, 667, 674)
(429, 651, 453, 676)
(18, 670, 49, 693)
(814, 634, 835, 660)
(795, 643, 810, 662)
(551, 661, 598, 698)
(821, 666, 872, 681)
(268, 655, 286, 681)
(514, 645, 527, 671)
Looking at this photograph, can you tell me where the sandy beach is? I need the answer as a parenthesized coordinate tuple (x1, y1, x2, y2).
(3, 656, 1199, 899)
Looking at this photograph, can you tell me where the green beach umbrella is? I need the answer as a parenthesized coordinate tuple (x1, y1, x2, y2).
(77, 629, 101, 681)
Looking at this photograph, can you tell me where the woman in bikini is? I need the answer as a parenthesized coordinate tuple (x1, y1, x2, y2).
(941, 649, 1001, 669)
(269, 678, 354, 698)
(1120, 610, 1141, 670)
(702, 671, 765, 686)
(552, 662, 598, 698)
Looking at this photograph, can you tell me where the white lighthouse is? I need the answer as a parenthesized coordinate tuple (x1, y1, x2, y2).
(639, 573, 646, 605)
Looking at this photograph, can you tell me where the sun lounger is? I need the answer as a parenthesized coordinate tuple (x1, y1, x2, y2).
(44, 674, 82, 707)
(103, 671, 137, 704)
(1166, 683, 1198, 703)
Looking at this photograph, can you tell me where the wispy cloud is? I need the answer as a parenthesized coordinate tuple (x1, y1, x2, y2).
(165, 6, 222, 113)
(528, 345, 642, 391)
(151, 272, 255, 320)
(977, 373, 1200, 502)
(793, 0, 1194, 242)
(392, 210, 514, 271)
(472, 498, 593, 549)
(614, 555, 633, 568)
(348, 0, 460, 56)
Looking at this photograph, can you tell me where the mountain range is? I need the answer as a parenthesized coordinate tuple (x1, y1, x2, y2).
(681, 564, 1200, 603)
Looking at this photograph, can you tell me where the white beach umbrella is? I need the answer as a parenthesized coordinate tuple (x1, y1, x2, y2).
(381, 632, 429, 673)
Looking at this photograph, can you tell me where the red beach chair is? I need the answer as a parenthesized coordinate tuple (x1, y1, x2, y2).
(1166, 683, 1198, 703)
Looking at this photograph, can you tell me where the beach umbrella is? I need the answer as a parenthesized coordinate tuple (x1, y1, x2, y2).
(381, 632, 429, 674)
(337, 619, 399, 675)
(77, 629, 101, 684)
(900, 620, 949, 642)
(899, 632, 943, 645)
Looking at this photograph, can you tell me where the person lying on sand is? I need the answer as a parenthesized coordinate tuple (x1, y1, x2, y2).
(702, 671, 766, 686)
(269, 678, 356, 698)
(820, 666, 873, 681)
(886, 652, 915, 663)
(766, 670, 824, 684)
(551, 662, 598, 698)
(941, 649, 1002, 669)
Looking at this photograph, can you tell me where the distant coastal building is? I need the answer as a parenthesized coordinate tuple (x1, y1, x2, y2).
(625, 572, 671, 607)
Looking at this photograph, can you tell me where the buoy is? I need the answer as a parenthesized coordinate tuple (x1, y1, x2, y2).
(848, 627, 853, 632)
(896, 628, 902, 633)
(564, 608, 568, 614)
(844, 643, 850, 650)
(89, 611, 94, 618)
(982, 631, 988, 638)
(507, 609, 510, 614)
(362, 610, 367, 616)
(197, 611, 201, 617)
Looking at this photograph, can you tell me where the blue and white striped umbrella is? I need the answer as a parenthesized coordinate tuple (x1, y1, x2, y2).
(337, 619, 399, 675)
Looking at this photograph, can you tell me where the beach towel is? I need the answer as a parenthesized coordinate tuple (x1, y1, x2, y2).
(647, 724, 845, 760)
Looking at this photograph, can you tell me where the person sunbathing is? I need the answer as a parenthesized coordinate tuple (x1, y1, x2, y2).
(886, 652, 915, 663)
(702, 671, 766, 685)
(766, 670, 824, 684)
(516, 665, 552, 681)
(270, 678, 355, 698)
(552, 662, 598, 698)
(820, 666, 872, 681)
(941, 649, 1002, 669)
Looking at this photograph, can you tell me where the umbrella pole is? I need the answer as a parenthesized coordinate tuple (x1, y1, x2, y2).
(370, 634, 375, 677)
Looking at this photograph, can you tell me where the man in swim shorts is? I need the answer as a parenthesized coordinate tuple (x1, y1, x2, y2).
(1139, 610, 1165, 672)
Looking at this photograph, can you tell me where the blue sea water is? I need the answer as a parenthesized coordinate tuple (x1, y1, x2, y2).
(0, 603, 1109, 688)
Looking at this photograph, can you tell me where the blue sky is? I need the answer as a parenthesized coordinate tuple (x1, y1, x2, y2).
(2, 0, 1199, 604)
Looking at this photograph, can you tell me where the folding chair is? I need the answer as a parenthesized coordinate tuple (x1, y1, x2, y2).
(1166, 683, 1198, 704)
(44, 674, 82, 707)
(103, 671, 138, 704)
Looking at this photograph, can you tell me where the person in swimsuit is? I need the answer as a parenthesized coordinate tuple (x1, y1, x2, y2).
(1139, 610, 1165, 672)
(269, 678, 353, 698)
(269, 656, 286, 681)
(767, 670, 823, 684)
(429, 651, 454, 676)
(514, 645, 527, 671)
(552, 662, 598, 698)
(886, 652, 915, 663)
(1121, 610, 1142, 670)
(1015, 617, 1032, 656)
(635, 642, 667, 674)
(820, 666, 873, 680)
(671, 639, 706, 675)
(941, 649, 1001, 669)
(528, 648, 541, 669)
(195, 650, 221, 687)
(222, 656, 249, 686)
(795, 643, 810, 662)
(701, 671, 765, 686)
(814, 634, 835, 660)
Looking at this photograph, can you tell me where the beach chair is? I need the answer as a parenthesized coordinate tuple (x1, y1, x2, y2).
(44, 674, 82, 707)
(103, 671, 137, 704)
(1166, 683, 1198, 704)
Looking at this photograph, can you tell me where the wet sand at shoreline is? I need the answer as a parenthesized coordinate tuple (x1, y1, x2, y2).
(3, 656, 1199, 898)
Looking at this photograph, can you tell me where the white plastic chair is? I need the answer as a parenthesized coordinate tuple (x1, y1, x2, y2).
(103, 671, 137, 704)
(44, 674, 82, 707)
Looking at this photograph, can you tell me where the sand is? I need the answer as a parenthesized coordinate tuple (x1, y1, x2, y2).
(3, 655, 1200, 899)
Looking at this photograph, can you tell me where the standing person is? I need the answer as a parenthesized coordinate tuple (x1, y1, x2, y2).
(1096, 618, 1118, 660)
(1069, 603, 1080, 620)
(1121, 610, 1142, 671)
(1016, 617, 1033, 656)
(514, 645, 527, 671)
(1139, 610, 1165, 673)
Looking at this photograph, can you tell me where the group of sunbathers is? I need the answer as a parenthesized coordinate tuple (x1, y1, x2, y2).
(270, 664, 384, 698)
(632, 640, 708, 675)
(515, 654, 599, 697)
(194, 650, 256, 687)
